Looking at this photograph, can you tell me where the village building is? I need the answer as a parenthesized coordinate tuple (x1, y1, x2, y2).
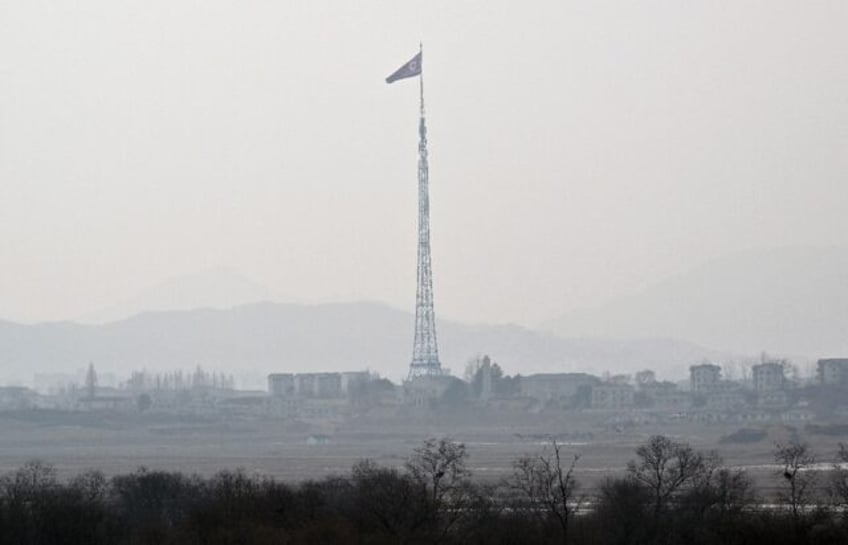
(689, 363, 721, 393)
(757, 389, 790, 409)
(652, 391, 693, 411)
(752, 362, 785, 392)
(817, 358, 848, 386)
(402, 375, 454, 408)
(705, 391, 747, 412)
(267, 371, 370, 399)
(0, 386, 38, 410)
(591, 384, 635, 410)
(520, 373, 600, 403)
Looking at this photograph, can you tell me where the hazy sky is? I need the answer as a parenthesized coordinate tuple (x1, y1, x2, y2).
(1, 1, 846, 326)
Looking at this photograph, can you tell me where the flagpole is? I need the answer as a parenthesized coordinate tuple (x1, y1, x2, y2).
(419, 42, 425, 118)
(409, 40, 440, 378)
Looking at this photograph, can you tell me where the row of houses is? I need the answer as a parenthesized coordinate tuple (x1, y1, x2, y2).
(150, 358, 848, 419)
(692, 359, 848, 392)
(517, 358, 848, 413)
(267, 372, 370, 399)
(4, 358, 846, 423)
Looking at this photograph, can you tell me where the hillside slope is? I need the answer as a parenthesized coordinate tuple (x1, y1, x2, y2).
(0, 302, 729, 385)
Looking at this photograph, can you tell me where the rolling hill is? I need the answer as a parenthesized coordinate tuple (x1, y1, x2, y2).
(544, 246, 848, 358)
(0, 302, 729, 387)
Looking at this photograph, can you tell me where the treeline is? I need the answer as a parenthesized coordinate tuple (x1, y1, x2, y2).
(124, 367, 237, 392)
(2, 436, 848, 544)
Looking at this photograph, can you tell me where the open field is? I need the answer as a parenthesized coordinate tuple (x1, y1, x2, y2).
(1, 409, 846, 496)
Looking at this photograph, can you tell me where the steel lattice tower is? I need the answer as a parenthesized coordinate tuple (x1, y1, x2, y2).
(408, 49, 442, 379)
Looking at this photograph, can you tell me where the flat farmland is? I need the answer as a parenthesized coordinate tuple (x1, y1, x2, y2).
(1, 409, 845, 496)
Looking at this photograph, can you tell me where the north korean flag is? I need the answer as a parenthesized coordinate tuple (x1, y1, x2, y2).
(386, 52, 422, 84)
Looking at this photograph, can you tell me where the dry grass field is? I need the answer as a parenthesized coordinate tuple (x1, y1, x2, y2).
(1, 409, 845, 497)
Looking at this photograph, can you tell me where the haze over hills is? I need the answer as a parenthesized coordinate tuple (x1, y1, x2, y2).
(77, 268, 286, 324)
(543, 246, 848, 359)
(5, 246, 842, 389)
(0, 302, 729, 388)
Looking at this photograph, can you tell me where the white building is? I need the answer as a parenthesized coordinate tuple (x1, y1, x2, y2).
(690, 363, 721, 393)
(520, 373, 600, 403)
(817, 359, 848, 386)
(752, 362, 785, 392)
(591, 384, 634, 410)
(268, 371, 370, 399)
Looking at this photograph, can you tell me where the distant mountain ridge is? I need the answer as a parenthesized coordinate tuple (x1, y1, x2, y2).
(544, 246, 848, 358)
(77, 268, 285, 324)
(0, 301, 729, 386)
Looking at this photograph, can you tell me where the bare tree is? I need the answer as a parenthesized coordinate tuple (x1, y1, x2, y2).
(0, 460, 57, 503)
(511, 440, 581, 545)
(69, 470, 109, 505)
(406, 437, 470, 506)
(739, 361, 752, 388)
(627, 435, 711, 519)
(677, 465, 754, 542)
(635, 369, 656, 387)
(84, 362, 97, 399)
(110, 467, 200, 530)
(406, 438, 476, 544)
(774, 440, 818, 530)
(829, 443, 848, 509)
(351, 459, 427, 543)
(463, 354, 485, 382)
